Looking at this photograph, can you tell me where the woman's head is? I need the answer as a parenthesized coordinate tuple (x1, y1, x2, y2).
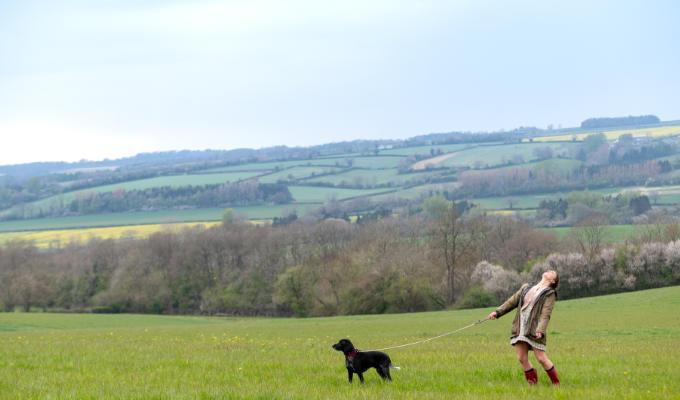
(542, 270, 559, 289)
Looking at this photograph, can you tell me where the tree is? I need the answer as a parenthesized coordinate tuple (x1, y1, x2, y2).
(430, 204, 477, 305)
(221, 208, 236, 225)
(582, 133, 607, 154)
(568, 214, 610, 262)
(423, 195, 450, 220)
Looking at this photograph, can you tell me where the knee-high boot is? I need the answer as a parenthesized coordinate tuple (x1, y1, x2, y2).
(524, 368, 538, 384)
(545, 366, 560, 385)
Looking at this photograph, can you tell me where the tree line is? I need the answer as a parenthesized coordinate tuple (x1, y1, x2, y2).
(4, 182, 292, 220)
(580, 115, 660, 129)
(2, 200, 679, 316)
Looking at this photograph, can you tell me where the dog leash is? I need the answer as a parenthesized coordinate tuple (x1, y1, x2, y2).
(369, 316, 490, 352)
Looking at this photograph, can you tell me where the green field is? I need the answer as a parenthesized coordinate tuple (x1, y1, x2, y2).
(305, 169, 440, 187)
(544, 224, 641, 243)
(0, 286, 678, 399)
(379, 143, 484, 156)
(0, 205, 314, 233)
(204, 159, 339, 173)
(0, 172, 263, 217)
(349, 156, 406, 169)
(288, 186, 394, 202)
(257, 166, 344, 184)
(438, 143, 578, 168)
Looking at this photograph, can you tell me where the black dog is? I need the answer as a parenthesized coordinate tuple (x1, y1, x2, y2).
(332, 338, 400, 384)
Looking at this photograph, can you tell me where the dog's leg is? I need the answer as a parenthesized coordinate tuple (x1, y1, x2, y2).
(384, 366, 392, 381)
(358, 372, 365, 384)
(347, 369, 353, 384)
(378, 365, 392, 381)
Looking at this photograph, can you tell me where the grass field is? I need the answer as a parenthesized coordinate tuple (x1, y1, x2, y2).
(204, 159, 340, 173)
(288, 186, 394, 202)
(305, 169, 439, 187)
(379, 143, 481, 156)
(257, 166, 343, 184)
(437, 143, 577, 168)
(1, 172, 263, 217)
(0, 205, 316, 233)
(0, 286, 678, 399)
(543, 224, 639, 243)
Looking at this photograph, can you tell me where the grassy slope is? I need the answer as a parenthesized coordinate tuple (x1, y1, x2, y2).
(437, 142, 578, 168)
(3, 131, 680, 234)
(0, 172, 263, 218)
(0, 205, 314, 233)
(0, 286, 678, 399)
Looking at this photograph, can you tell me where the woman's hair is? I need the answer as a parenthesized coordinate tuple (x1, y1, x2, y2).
(549, 271, 559, 289)
(549, 270, 559, 298)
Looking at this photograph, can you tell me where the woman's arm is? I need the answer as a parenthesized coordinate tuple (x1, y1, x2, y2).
(491, 284, 527, 319)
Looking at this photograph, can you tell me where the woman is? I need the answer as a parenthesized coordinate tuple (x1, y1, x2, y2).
(488, 270, 561, 385)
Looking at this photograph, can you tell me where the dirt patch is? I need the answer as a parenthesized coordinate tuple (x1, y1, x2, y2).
(411, 152, 459, 170)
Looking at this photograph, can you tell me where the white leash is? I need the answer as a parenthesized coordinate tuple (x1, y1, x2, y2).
(369, 316, 490, 352)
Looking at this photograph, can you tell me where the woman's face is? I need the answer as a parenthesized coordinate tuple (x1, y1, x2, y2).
(542, 270, 558, 285)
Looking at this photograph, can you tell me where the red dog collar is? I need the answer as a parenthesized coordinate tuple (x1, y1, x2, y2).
(346, 349, 359, 358)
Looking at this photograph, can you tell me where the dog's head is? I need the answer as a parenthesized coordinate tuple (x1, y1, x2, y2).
(332, 338, 355, 353)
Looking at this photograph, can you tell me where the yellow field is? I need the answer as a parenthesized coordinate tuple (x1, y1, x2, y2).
(524, 125, 680, 142)
(0, 222, 224, 248)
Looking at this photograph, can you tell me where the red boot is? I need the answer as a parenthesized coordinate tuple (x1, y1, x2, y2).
(524, 368, 538, 384)
(545, 366, 560, 385)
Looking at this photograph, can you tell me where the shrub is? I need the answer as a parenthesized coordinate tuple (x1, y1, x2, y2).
(457, 286, 497, 309)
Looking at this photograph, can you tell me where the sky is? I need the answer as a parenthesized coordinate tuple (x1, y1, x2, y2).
(1, 0, 679, 165)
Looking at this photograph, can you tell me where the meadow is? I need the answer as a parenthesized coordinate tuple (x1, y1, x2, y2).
(2, 172, 263, 218)
(0, 286, 678, 399)
(436, 142, 577, 168)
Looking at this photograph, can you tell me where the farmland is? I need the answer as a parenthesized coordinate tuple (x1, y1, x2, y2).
(435, 142, 577, 168)
(2, 120, 680, 245)
(527, 124, 680, 143)
(0, 222, 222, 248)
(0, 286, 678, 399)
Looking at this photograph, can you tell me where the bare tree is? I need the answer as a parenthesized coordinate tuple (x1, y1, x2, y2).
(568, 214, 610, 262)
(431, 206, 477, 304)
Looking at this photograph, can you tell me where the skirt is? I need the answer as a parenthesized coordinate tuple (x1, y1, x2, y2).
(510, 305, 546, 351)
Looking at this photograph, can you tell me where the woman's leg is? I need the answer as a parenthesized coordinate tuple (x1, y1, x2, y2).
(515, 342, 532, 370)
(515, 342, 538, 384)
(534, 349, 560, 385)
(533, 349, 553, 370)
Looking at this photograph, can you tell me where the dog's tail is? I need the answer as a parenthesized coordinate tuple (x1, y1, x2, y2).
(390, 364, 401, 370)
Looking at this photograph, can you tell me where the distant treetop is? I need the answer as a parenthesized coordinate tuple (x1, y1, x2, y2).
(580, 115, 660, 129)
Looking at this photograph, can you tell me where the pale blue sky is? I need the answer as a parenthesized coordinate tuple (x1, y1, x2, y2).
(1, 0, 679, 165)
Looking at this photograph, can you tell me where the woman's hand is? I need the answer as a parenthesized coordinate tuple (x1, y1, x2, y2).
(535, 332, 543, 339)
(488, 311, 498, 320)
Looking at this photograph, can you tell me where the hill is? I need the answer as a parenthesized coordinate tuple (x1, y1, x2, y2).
(1, 118, 680, 243)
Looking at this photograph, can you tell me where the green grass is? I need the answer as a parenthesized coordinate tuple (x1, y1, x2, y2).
(0, 205, 316, 233)
(379, 143, 485, 156)
(1, 172, 262, 217)
(544, 224, 640, 243)
(0, 286, 678, 399)
(305, 169, 441, 187)
(438, 143, 578, 168)
(257, 166, 344, 184)
(474, 193, 560, 210)
(288, 186, 395, 202)
(204, 159, 339, 173)
(349, 156, 406, 169)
